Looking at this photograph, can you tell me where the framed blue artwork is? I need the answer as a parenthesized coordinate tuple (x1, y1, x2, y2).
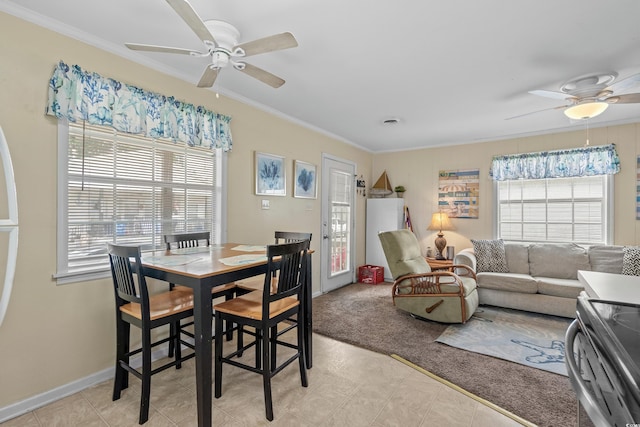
(255, 151, 286, 196)
(293, 160, 317, 199)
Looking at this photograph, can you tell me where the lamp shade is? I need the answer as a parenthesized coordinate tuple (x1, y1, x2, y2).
(564, 102, 609, 120)
(427, 212, 454, 232)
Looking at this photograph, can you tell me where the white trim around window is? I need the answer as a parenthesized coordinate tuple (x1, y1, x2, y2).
(54, 120, 227, 285)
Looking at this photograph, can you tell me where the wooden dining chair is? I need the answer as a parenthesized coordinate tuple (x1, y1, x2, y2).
(163, 231, 238, 350)
(235, 231, 312, 294)
(108, 243, 195, 425)
(213, 239, 310, 421)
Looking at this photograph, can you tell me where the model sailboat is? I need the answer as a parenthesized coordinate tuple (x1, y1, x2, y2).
(369, 171, 393, 197)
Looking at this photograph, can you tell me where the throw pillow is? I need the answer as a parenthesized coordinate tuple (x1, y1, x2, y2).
(471, 239, 509, 273)
(622, 246, 640, 276)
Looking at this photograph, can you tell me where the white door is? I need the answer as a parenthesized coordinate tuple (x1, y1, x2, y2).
(321, 154, 355, 293)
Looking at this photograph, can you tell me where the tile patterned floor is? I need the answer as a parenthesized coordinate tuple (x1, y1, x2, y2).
(1, 333, 527, 426)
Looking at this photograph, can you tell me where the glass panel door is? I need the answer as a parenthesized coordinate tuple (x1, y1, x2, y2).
(321, 155, 355, 292)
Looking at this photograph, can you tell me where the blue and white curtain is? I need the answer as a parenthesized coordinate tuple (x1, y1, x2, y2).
(490, 144, 620, 181)
(45, 61, 232, 151)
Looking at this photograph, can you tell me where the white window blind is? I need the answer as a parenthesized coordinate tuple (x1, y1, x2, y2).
(496, 176, 611, 244)
(56, 121, 223, 283)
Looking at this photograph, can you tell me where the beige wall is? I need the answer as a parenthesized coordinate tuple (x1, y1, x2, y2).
(2, 9, 640, 415)
(372, 124, 640, 255)
(0, 12, 372, 409)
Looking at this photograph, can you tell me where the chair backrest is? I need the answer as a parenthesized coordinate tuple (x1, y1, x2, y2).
(274, 231, 312, 244)
(164, 231, 211, 250)
(108, 243, 150, 319)
(262, 240, 310, 311)
(378, 229, 431, 279)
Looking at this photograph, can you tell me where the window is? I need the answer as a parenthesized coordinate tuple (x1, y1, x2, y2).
(496, 175, 611, 244)
(55, 121, 225, 284)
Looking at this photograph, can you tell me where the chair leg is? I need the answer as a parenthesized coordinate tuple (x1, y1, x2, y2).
(236, 325, 244, 357)
(168, 284, 177, 357)
(214, 311, 224, 399)
(297, 311, 308, 388)
(168, 322, 176, 358)
(113, 319, 130, 401)
(255, 329, 262, 370)
(175, 321, 182, 370)
(224, 291, 234, 341)
(139, 329, 152, 424)
(262, 326, 274, 422)
(270, 325, 277, 371)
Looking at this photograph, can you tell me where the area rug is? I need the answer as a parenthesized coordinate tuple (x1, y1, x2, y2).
(436, 306, 572, 376)
(312, 282, 592, 427)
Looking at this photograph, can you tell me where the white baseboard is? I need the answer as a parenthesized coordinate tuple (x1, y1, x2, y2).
(0, 346, 169, 423)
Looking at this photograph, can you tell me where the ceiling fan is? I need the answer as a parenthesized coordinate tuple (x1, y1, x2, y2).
(507, 72, 640, 120)
(125, 0, 298, 88)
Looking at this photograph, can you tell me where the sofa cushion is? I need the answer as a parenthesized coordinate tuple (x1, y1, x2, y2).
(536, 277, 583, 299)
(476, 272, 538, 294)
(440, 276, 477, 296)
(529, 243, 590, 280)
(471, 239, 508, 273)
(589, 245, 624, 274)
(622, 246, 640, 276)
(504, 243, 530, 274)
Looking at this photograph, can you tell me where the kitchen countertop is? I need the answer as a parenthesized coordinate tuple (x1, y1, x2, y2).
(578, 270, 640, 305)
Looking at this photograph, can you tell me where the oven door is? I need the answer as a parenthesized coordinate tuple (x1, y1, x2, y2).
(566, 319, 637, 426)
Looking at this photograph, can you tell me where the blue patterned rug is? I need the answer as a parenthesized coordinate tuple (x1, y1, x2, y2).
(436, 306, 573, 376)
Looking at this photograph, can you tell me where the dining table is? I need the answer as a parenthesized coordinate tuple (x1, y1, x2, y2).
(139, 242, 313, 427)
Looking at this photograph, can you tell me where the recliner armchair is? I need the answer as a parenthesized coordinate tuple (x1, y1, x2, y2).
(378, 229, 479, 323)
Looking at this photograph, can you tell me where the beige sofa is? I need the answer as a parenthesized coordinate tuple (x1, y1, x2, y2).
(454, 242, 625, 318)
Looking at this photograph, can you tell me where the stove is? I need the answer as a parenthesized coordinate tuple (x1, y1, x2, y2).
(566, 293, 640, 426)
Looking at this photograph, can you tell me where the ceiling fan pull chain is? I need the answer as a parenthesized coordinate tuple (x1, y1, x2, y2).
(584, 119, 590, 147)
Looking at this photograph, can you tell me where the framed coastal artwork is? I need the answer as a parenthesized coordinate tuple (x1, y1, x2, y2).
(293, 160, 317, 199)
(255, 152, 286, 196)
(438, 169, 479, 218)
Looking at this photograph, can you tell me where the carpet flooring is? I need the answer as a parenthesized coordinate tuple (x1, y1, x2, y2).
(312, 282, 591, 427)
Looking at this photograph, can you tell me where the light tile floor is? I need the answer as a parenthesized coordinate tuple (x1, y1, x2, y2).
(1, 332, 527, 427)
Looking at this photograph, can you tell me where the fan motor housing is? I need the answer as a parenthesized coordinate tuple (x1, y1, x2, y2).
(204, 20, 240, 51)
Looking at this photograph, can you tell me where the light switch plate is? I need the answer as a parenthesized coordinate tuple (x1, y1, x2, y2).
(261, 199, 270, 209)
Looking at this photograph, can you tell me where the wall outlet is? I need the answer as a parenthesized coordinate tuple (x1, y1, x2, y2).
(261, 199, 270, 209)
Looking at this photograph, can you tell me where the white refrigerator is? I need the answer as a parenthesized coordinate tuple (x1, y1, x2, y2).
(365, 198, 405, 281)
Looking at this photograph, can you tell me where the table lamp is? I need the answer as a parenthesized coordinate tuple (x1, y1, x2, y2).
(427, 212, 455, 260)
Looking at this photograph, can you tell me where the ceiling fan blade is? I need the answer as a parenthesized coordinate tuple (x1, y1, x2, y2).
(235, 32, 298, 57)
(528, 89, 576, 101)
(197, 66, 219, 88)
(604, 73, 640, 94)
(606, 93, 640, 104)
(165, 0, 216, 45)
(237, 62, 285, 88)
(505, 105, 570, 120)
(125, 42, 203, 56)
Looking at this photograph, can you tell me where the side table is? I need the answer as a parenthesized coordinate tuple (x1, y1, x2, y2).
(425, 257, 453, 270)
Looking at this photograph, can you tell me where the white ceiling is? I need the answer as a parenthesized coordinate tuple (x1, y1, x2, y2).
(3, 0, 640, 152)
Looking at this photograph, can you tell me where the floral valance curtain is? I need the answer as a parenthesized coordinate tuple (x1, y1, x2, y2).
(490, 144, 620, 181)
(45, 61, 232, 151)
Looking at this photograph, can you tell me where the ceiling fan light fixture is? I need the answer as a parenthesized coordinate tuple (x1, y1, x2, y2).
(564, 102, 609, 120)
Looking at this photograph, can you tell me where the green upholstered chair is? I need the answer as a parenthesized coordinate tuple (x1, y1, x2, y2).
(378, 229, 479, 323)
